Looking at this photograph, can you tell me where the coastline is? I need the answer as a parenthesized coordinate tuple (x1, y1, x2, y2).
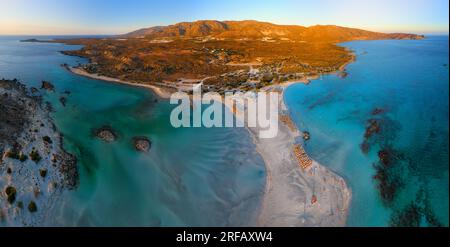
(247, 81, 351, 226)
(1, 79, 78, 226)
(67, 67, 174, 99)
(66, 64, 353, 226)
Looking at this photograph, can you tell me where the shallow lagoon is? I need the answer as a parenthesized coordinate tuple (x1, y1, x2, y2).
(0, 36, 266, 226)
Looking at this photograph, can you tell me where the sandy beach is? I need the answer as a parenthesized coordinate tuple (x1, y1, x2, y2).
(1, 80, 78, 226)
(68, 67, 174, 99)
(67, 67, 352, 226)
(250, 82, 351, 226)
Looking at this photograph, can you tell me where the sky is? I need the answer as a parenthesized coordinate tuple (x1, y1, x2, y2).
(0, 0, 448, 35)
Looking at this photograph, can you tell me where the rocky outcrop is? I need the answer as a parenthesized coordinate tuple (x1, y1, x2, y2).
(41, 80, 55, 91)
(132, 137, 151, 152)
(0, 79, 78, 226)
(93, 126, 117, 143)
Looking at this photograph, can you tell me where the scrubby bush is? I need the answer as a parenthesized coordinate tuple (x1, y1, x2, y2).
(5, 186, 17, 204)
(43, 136, 52, 144)
(29, 149, 42, 163)
(5, 150, 19, 160)
(39, 169, 47, 178)
(28, 201, 37, 213)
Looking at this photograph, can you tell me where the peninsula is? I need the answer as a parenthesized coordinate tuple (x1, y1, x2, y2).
(57, 20, 423, 94)
(52, 20, 423, 226)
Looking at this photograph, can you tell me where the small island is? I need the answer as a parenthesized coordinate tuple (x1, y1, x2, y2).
(132, 137, 151, 152)
(93, 126, 118, 143)
(20, 38, 51, 43)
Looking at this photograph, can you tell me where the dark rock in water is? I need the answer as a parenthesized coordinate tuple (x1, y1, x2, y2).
(338, 71, 348, 78)
(364, 119, 381, 139)
(377, 147, 402, 167)
(389, 202, 421, 227)
(378, 149, 392, 166)
(30, 87, 39, 94)
(390, 190, 444, 227)
(302, 131, 311, 141)
(371, 107, 386, 115)
(41, 80, 55, 91)
(59, 96, 67, 107)
(133, 136, 151, 152)
(372, 147, 405, 206)
(93, 126, 117, 143)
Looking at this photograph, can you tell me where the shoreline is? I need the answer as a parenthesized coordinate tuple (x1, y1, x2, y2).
(67, 66, 174, 99)
(247, 81, 351, 226)
(66, 63, 353, 226)
(1, 79, 78, 226)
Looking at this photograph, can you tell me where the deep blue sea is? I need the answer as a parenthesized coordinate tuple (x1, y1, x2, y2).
(285, 36, 449, 226)
(0, 36, 266, 226)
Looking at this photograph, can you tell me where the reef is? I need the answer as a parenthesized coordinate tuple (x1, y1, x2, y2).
(390, 189, 443, 227)
(132, 137, 152, 152)
(372, 147, 406, 205)
(40, 80, 55, 91)
(93, 126, 118, 143)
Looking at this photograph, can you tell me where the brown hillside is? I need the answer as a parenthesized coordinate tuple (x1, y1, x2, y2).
(58, 20, 424, 93)
(125, 20, 424, 42)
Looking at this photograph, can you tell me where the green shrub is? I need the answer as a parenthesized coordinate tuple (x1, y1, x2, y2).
(39, 169, 47, 178)
(5, 150, 19, 160)
(28, 201, 37, 213)
(29, 149, 41, 163)
(42, 136, 52, 144)
(5, 186, 17, 204)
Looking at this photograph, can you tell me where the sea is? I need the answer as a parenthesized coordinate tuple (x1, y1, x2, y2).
(0, 35, 448, 226)
(0, 36, 266, 226)
(285, 36, 449, 226)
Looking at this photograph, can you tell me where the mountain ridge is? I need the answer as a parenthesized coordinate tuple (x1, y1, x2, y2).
(125, 20, 424, 42)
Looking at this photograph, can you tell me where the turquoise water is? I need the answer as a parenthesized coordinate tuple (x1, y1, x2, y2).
(1, 35, 448, 227)
(285, 36, 449, 226)
(0, 36, 266, 226)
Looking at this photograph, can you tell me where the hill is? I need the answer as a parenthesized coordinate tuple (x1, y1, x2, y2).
(125, 20, 424, 42)
(58, 20, 424, 93)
